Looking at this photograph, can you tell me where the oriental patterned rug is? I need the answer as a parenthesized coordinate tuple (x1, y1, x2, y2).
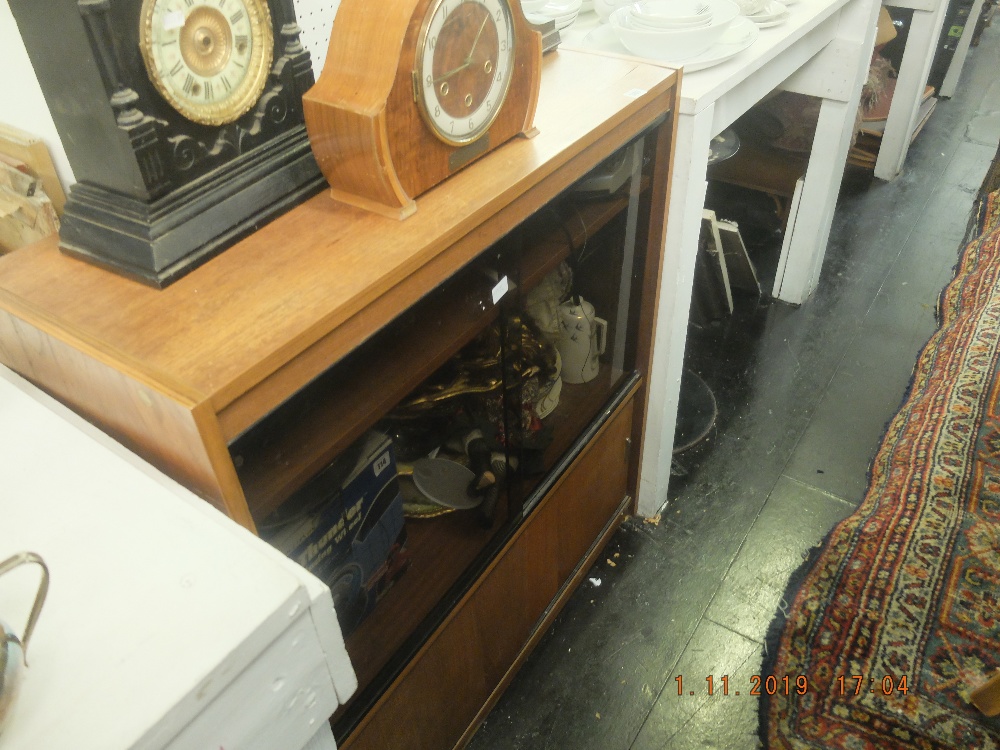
(761, 188, 1000, 749)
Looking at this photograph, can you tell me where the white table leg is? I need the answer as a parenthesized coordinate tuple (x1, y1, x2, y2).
(637, 105, 714, 517)
(939, 0, 986, 98)
(875, 0, 950, 179)
(772, 0, 881, 302)
(773, 99, 863, 302)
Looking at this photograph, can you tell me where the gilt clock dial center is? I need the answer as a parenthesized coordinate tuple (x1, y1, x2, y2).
(181, 8, 232, 76)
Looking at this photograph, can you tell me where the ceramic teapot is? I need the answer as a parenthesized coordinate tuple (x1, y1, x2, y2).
(0, 552, 49, 732)
(556, 297, 607, 384)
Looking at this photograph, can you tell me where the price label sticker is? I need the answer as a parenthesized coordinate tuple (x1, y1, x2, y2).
(163, 11, 186, 31)
(492, 275, 510, 305)
(624, 88, 647, 99)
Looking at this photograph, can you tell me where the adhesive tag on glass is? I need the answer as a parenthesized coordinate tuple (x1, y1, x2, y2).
(492, 275, 509, 305)
(163, 11, 186, 30)
(624, 88, 647, 100)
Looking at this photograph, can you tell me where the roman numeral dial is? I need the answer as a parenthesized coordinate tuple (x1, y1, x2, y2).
(139, 0, 273, 125)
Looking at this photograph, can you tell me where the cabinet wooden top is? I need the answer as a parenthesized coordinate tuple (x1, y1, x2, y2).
(0, 50, 677, 435)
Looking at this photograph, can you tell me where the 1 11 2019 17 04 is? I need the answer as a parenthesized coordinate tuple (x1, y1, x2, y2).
(674, 674, 910, 697)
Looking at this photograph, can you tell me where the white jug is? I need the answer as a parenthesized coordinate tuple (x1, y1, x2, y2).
(556, 297, 607, 384)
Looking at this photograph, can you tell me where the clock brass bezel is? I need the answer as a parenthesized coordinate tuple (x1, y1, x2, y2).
(413, 0, 516, 147)
(139, 0, 275, 127)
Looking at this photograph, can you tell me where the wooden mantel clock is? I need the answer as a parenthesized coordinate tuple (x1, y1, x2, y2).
(303, 0, 543, 219)
(8, 0, 323, 287)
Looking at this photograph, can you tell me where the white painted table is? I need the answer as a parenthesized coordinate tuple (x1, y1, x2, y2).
(876, 0, 951, 178)
(0, 366, 357, 750)
(939, 0, 985, 99)
(563, 0, 881, 515)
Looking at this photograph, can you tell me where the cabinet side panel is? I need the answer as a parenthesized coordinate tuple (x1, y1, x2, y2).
(630, 96, 678, 501)
(0, 310, 251, 527)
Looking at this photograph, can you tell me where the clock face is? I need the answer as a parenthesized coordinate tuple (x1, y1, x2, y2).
(415, 0, 516, 146)
(139, 0, 274, 126)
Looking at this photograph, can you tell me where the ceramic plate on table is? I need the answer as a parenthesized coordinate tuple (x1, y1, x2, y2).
(581, 16, 758, 71)
(748, 0, 789, 23)
(671, 17, 759, 70)
(527, 12, 579, 27)
(542, 0, 582, 12)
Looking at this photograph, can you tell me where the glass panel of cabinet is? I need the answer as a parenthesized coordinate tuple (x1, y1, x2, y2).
(226, 123, 662, 738)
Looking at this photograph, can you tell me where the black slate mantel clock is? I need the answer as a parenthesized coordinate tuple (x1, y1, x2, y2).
(9, 0, 324, 287)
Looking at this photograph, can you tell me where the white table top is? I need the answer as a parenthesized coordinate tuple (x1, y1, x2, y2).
(0, 366, 356, 749)
(563, 0, 862, 117)
(573, 0, 881, 514)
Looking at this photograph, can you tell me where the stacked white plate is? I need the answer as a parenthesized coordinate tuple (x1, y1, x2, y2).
(524, 0, 583, 28)
(582, 12, 758, 71)
(608, 0, 740, 61)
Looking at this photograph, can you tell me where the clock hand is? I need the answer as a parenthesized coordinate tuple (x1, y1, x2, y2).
(465, 15, 490, 64)
(434, 60, 472, 84)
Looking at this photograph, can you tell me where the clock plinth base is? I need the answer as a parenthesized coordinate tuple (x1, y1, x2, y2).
(329, 188, 417, 222)
(58, 129, 324, 288)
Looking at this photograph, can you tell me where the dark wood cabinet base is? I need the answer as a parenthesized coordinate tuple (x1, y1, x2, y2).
(343, 394, 636, 750)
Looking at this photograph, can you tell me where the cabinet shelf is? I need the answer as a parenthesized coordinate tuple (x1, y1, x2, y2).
(233, 261, 501, 522)
(520, 187, 636, 293)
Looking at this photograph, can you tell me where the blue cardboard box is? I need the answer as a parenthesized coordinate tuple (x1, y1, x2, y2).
(265, 430, 408, 635)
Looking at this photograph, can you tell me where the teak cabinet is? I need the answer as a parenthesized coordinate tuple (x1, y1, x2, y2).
(0, 49, 678, 749)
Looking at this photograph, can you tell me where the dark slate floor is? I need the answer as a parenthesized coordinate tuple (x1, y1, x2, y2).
(467, 20, 1000, 750)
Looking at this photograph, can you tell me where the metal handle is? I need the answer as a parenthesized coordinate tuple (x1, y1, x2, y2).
(0, 552, 49, 664)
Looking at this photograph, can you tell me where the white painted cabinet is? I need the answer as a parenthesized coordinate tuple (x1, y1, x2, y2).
(0, 366, 356, 750)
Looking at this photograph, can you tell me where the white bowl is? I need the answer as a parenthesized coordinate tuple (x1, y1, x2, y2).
(629, 0, 710, 25)
(698, 0, 739, 26)
(609, 0, 738, 60)
(628, 12, 712, 29)
(594, 0, 631, 20)
(540, 0, 583, 13)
